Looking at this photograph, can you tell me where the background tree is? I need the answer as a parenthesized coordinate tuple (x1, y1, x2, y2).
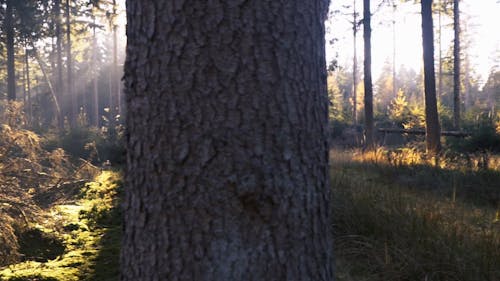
(5, 0, 16, 100)
(421, 0, 442, 154)
(122, 0, 333, 280)
(353, 0, 360, 124)
(363, 0, 375, 148)
(453, 0, 460, 129)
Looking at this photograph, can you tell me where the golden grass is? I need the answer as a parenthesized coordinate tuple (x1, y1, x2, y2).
(332, 148, 500, 281)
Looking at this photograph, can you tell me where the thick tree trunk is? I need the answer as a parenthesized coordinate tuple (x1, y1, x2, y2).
(453, 0, 460, 129)
(122, 1, 333, 281)
(6, 0, 16, 101)
(363, 0, 374, 149)
(421, 0, 441, 154)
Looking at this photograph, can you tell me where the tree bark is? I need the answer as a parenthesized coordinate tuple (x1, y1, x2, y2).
(6, 0, 16, 101)
(363, 0, 374, 149)
(453, 0, 460, 129)
(122, 1, 333, 281)
(421, 0, 441, 154)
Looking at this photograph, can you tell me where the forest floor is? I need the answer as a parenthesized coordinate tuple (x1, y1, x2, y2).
(0, 171, 121, 281)
(0, 126, 498, 281)
(331, 148, 500, 281)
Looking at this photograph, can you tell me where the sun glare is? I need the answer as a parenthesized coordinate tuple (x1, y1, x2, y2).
(327, 0, 500, 84)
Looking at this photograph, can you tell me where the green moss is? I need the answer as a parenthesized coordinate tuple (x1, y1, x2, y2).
(0, 171, 122, 281)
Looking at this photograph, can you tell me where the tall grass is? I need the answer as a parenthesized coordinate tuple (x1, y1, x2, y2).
(331, 149, 500, 281)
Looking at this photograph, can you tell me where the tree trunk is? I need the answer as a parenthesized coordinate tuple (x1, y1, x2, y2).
(25, 48, 32, 125)
(353, 0, 358, 125)
(55, 0, 64, 129)
(33, 47, 62, 119)
(392, 2, 397, 99)
(113, 0, 120, 117)
(107, 0, 118, 131)
(92, 13, 99, 128)
(363, 0, 374, 149)
(122, 1, 333, 281)
(421, 0, 441, 154)
(453, 0, 460, 129)
(438, 0, 442, 98)
(6, 0, 16, 101)
(66, 0, 75, 127)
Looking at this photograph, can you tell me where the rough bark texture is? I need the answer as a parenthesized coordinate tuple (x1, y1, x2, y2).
(122, 1, 332, 281)
(363, 0, 374, 148)
(453, 0, 460, 129)
(6, 0, 16, 101)
(421, 0, 441, 154)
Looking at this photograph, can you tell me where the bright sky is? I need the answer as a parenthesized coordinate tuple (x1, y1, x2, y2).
(326, 0, 500, 85)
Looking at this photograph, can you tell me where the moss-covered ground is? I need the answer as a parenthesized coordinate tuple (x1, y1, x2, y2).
(0, 171, 122, 281)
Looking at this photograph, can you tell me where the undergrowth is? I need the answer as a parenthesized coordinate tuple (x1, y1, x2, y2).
(332, 149, 500, 281)
(0, 171, 122, 281)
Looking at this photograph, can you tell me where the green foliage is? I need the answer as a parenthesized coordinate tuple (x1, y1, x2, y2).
(449, 114, 500, 153)
(44, 125, 125, 166)
(387, 89, 409, 127)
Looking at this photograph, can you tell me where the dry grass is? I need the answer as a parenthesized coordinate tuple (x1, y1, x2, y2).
(332, 148, 500, 281)
(0, 110, 99, 265)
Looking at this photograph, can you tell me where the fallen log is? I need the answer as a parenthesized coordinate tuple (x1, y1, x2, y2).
(378, 128, 471, 137)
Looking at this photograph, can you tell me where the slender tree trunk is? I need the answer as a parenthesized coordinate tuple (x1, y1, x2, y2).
(438, 0, 443, 98)
(363, 0, 374, 149)
(66, 0, 75, 127)
(25, 48, 32, 125)
(107, 0, 118, 131)
(464, 54, 470, 110)
(453, 0, 460, 129)
(122, 1, 333, 280)
(23, 54, 27, 103)
(392, 2, 397, 98)
(92, 14, 99, 127)
(421, 0, 441, 155)
(113, 0, 120, 117)
(55, 0, 64, 129)
(353, 0, 358, 125)
(33, 48, 62, 118)
(6, 0, 16, 101)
